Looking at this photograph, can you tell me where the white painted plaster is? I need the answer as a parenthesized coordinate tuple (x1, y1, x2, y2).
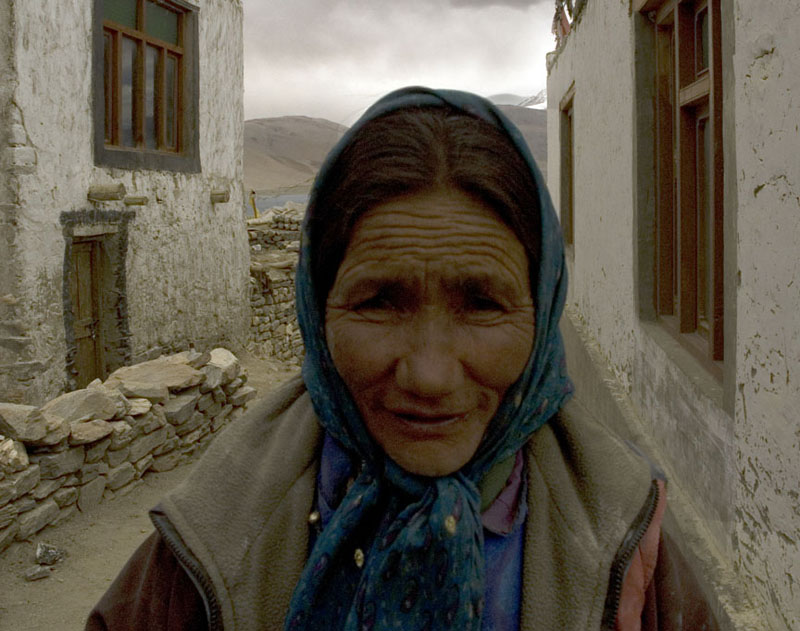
(548, 0, 799, 627)
(2, 0, 249, 404)
(731, 2, 800, 628)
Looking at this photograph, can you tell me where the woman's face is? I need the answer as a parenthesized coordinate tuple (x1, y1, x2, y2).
(325, 188, 535, 476)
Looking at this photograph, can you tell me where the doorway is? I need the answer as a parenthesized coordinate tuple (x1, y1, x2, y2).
(69, 238, 105, 387)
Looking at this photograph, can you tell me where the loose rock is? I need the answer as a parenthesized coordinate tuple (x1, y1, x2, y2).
(163, 389, 201, 426)
(40, 388, 117, 424)
(24, 565, 52, 581)
(127, 398, 152, 416)
(106, 361, 205, 394)
(69, 420, 114, 445)
(0, 437, 29, 473)
(35, 541, 66, 565)
(16, 499, 59, 539)
(114, 381, 169, 404)
(77, 476, 106, 512)
(85, 437, 111, 463)
(30, 447, 84, 480)
(208, 348, 241, 383)
(230, 386, 257, 407)
(108, 421, 135, 449)
(106, 462, 136, 491)
(0, 404, 46, 443)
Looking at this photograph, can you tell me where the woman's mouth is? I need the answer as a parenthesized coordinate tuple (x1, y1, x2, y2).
(389, 410, 469, 426)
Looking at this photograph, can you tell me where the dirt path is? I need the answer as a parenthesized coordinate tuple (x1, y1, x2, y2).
(0, 352, 297, 631)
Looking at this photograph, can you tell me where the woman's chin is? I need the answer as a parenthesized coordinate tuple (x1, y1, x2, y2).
(381, 436, 481, 477)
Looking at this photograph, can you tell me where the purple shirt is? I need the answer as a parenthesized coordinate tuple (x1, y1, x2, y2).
(315, 433, 526, 630)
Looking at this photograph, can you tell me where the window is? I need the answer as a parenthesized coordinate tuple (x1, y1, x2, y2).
(559, 85, 575, 247)
(637, 0, 724, 374)
(94, 0, 199, 172)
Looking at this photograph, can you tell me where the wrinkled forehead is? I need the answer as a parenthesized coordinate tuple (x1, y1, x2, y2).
(330, 189, 531, 298)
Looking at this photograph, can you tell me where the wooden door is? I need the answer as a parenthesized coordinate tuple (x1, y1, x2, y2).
(70, 240, 104, 387)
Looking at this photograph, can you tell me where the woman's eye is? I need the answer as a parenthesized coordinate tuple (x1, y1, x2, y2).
(354, 294, 394, 311)
(466, 295, 505, 312)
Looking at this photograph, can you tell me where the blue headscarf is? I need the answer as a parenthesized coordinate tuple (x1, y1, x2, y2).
(288, 87, 573, 630)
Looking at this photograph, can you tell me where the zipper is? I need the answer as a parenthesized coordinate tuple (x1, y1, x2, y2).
(601, 479, 661, 630)
(151, 510, 224, 631)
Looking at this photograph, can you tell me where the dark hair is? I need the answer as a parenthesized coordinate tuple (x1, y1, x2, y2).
(307, 106, 541, 307)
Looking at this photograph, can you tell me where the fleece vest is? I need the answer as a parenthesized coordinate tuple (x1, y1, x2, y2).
(157, 374, 656, 630)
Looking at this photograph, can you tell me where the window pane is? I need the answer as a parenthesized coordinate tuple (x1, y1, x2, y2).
(165, 54, 178, 149)
(697, 116, 711, 326)
(146, 1, 179, 45)
(703, 116, 713, 326)
(104, 32, 113, 143)
(696, 7, 709, 74)
(121, 36, 138, 147)
(145, 45, 159, 149)
(104, 0, 137, 29)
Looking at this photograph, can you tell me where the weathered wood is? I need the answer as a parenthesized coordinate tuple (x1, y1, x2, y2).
(123, 195, 148, 206)
(87, 183, 126, 201)
(210, 190, 230, 204)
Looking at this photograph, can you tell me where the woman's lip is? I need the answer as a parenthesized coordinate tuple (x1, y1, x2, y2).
(387, 409, 469, 424)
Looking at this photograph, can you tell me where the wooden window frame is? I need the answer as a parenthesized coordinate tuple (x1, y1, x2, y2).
(93, 0, 200, 172)
(560, 84, 576, 247)
(102, 0, 185, 152)
(637, 0, 724, 377)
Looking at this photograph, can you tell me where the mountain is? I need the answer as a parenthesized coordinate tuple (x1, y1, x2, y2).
(243, 104, 548, 194)
(244, 116, 348, 194)
(518, 89, 547, 109)
(497, 105, 548, 177)
(488, 90, 547, 110)
(487, 93, 529, 106)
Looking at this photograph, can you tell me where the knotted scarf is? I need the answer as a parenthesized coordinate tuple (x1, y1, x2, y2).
(288, 87, 573, 630)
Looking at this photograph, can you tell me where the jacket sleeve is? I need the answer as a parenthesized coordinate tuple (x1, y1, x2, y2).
(615, 479, 667, 631)
(614, 478, 721, 631)
(641, 530, 723, 631)
(85, 531, 208, 631)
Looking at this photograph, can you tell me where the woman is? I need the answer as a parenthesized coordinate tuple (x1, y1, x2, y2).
(87, 87, 669, 630)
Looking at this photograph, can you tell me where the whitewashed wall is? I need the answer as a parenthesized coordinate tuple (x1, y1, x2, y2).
(731, 3, 800, 629)
(2, 0, 248, 404)
(547, 0, 799, 628)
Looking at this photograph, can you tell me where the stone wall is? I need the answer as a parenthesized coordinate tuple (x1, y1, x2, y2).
(0, 348, 256, 554)
(247, 214, 304, 365)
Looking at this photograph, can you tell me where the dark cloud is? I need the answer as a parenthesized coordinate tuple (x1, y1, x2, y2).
(448, 0, 550, 7)
(242, 0, 554, 121)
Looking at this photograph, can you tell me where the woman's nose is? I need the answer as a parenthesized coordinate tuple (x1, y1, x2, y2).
(395, 315, 463, 397)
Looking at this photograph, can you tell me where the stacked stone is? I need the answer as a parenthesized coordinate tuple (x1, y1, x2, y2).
(248, 212, 305, 365)
(270, 214, 301, 232)
(247, 209, 302, 253)
(247, 226, 301, 251)
(249, 264, 304, 365)
(0, 348, 255, 553)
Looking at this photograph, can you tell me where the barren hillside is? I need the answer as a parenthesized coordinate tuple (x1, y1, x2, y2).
(243, 106, 547, 195)
(244, 116, 348, 194)
(497, 105, 548, 178)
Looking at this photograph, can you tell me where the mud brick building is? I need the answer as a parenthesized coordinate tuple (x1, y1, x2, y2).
(547, 1, 800, 628)
(0, 0, 249, 404)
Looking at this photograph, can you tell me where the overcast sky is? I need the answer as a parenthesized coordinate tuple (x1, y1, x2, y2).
(242, 0, 555, 125)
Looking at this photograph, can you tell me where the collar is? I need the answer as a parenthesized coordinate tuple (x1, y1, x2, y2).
(316, 432, 526, 536)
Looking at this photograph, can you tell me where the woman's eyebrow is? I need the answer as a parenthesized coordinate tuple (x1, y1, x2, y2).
(444, 273, 520, 298)
(334, 269, 523, 300)
(334, 276, 413, 299)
